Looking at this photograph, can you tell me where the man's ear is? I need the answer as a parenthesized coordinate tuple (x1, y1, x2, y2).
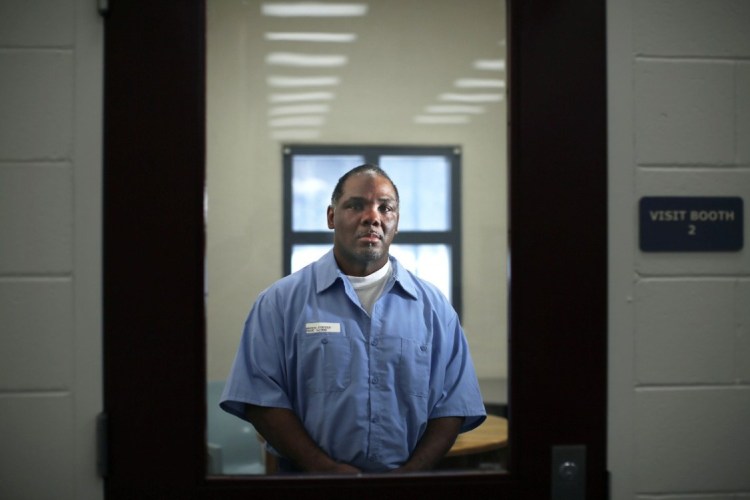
(326, 205, 335, 229)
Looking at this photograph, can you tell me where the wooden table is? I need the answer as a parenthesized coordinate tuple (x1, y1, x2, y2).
(446, 414, 508, 457)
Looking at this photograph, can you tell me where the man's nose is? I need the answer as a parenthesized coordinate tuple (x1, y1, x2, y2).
(362, 205, 381, 225)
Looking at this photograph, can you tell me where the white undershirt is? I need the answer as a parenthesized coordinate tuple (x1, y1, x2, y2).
(347, 260, 392, 316)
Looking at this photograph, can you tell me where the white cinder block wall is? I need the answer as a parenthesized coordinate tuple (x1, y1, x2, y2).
(0, 1, 103, 499)
(608, 1, 750, 499)
(1, 1, 749, 499)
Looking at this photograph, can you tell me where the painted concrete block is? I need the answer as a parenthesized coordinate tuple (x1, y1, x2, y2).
(0, 279, 73, 390)
(635, 0, 750, 57)
(0, 51, 73, 160)
(0, 395, 74, 500)
(0, 0, 74, 47)
(738, 62, 750, 165)
(635, 387, 750, 492)
(737, 280, 750, 383)
(0, 164, 73, 274)
(635, 59, 734, 165)
(635, 279, 736, 384)
(635, 169, 750, 275)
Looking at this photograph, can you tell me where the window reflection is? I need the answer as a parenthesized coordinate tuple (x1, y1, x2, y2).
(287, 147, 458, 302)
(292, 155, 363, 231)
(380, 155, 451, 232)
(389, 244, 452, 301)
(206, 0, 509, 476)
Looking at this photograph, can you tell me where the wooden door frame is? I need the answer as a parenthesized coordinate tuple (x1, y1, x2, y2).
(103, 1, 607, 498)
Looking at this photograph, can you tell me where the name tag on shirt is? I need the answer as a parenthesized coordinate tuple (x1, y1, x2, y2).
(305, 322, 341, 334)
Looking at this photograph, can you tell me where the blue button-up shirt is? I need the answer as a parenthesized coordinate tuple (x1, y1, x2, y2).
(220, 250, 486, 472)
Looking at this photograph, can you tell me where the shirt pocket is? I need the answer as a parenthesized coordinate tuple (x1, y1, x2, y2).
(298, 335, 352, 393)
(399, 338, 431, 398)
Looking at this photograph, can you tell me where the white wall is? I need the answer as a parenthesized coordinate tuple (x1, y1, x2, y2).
(0, 1, 103, 499)
(2, 0, 749, 498)
(205, 0, 509, 382)
(608, 0, 750, 498)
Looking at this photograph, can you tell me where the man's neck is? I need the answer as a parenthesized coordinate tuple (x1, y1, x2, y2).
(333, 252, 389, 277)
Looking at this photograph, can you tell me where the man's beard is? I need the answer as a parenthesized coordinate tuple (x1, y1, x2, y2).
(356, 242, 384, 263)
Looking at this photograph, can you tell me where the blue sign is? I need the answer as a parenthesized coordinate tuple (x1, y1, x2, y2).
(639, 196, 743, 252)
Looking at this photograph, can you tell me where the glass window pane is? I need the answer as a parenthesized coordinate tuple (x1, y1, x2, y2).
(293, 244, 452, 303)
(291, 244, 331, 273)
(292, 155, 364, 231)
(380, 156, 450, 231)
(390, 244, 451, 301)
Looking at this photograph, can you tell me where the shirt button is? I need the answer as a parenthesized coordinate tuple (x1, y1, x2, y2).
(371, 417, 379, 423)
(321, 338, 329, 344)
(371, 377, 379, 385)
(371, 339, 378, 346)
(420, 345, 427, 352)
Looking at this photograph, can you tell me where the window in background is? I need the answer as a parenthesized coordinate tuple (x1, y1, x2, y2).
(283, 145, 462, 314)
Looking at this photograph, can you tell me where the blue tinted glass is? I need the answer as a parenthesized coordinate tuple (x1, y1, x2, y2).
(390, 244, 451, 301)
(380, 156, 450, 231)
(292, 244, 452, 302)
(291, 245, 331, 272)
(292, 155, 364, 231)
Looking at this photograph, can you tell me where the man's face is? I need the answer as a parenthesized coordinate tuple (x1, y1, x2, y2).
(327, 172, 399, 276)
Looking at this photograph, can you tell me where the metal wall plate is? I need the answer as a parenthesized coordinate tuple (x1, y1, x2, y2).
(552, 445, 586, 500)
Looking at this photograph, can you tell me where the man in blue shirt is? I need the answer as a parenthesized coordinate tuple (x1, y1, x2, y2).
(221, 164, 486, 473)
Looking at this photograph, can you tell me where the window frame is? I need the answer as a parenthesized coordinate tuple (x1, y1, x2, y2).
(282, 144, 463, 315)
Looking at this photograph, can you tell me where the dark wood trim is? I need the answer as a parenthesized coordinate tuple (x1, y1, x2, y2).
(103, 0, 607, 498)
(102, 0, 207, 492)
(506, 0, 609, 496)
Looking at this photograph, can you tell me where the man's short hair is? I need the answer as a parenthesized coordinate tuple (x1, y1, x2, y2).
(330, 164, 400, 206)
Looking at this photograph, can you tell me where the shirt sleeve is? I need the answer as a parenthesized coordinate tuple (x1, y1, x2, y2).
(219, 290, 293, 422)
(429, 312, 487, 433)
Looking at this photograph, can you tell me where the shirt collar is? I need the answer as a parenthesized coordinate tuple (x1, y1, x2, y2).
(315, 249, 418, 300)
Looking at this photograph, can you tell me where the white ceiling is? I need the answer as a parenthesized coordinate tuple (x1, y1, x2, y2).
(249, 1, 507, 141)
